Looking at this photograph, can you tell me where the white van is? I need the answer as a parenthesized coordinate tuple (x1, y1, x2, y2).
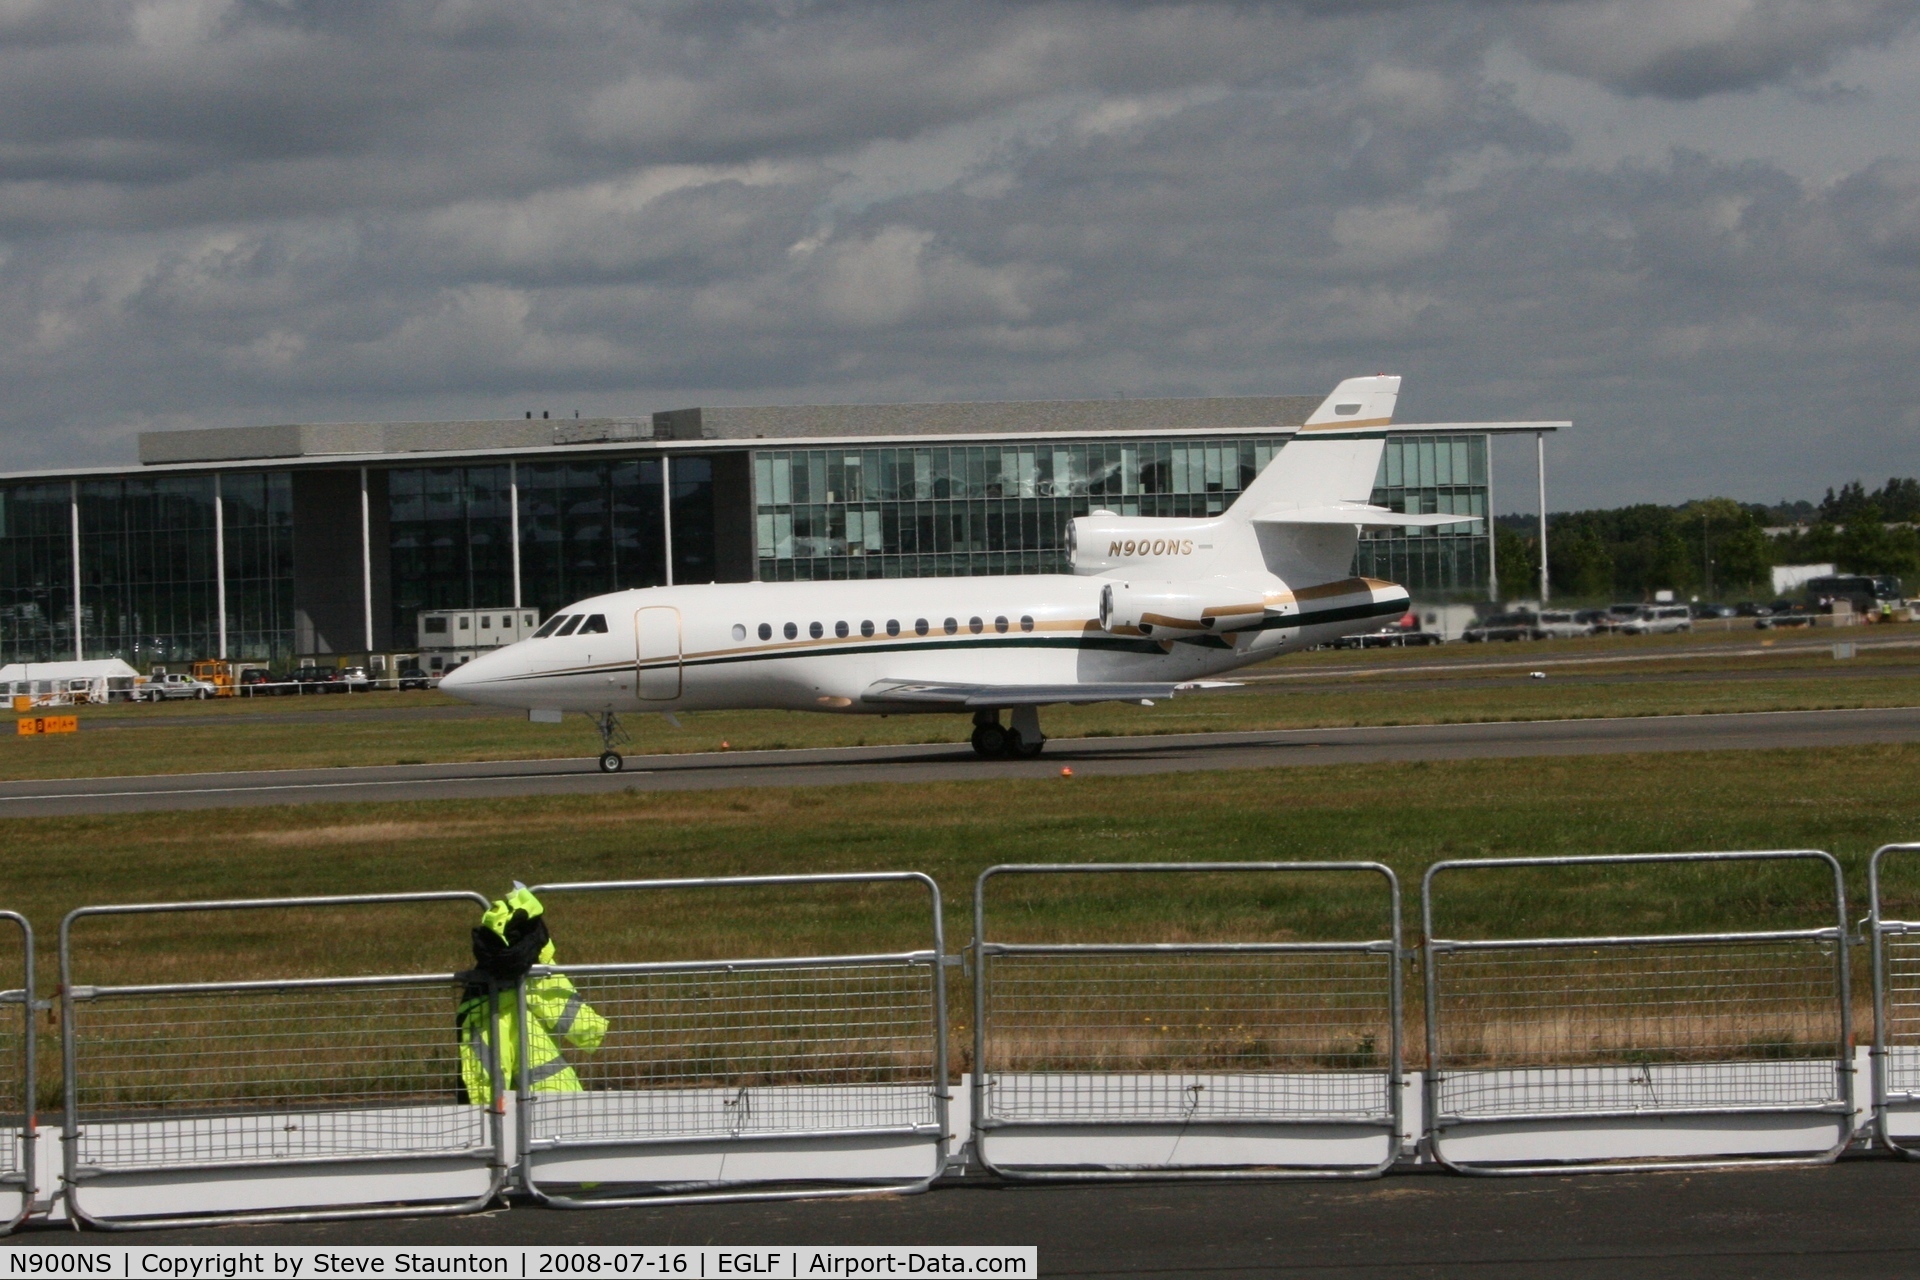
(1535, 610, 1596, 639)
(1619, 605, 1693, 635)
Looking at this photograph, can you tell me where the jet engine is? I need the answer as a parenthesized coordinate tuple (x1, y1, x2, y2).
(1068, 515, 1220, 576)
(1098, 580, 1267, 638)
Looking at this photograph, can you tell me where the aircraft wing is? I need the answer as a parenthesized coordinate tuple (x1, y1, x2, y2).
(862, 679, 1240, 708)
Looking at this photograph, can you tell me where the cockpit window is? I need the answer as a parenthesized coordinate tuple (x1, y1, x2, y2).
(554, 615, 584, 637)
(532, 615, 569, 638)
(578, 614, 608, 635)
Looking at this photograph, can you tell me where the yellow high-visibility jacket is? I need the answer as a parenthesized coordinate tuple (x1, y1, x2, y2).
(458, 888, 609, 1105)
(459, 955, 608, 1104)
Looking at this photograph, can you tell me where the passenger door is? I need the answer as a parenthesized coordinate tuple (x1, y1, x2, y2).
(635, 607, 682, 700)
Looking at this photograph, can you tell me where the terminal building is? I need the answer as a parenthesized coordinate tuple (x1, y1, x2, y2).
(0, 396, 1558, 668)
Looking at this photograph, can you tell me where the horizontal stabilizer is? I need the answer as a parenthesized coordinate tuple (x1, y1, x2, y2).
(863, 679, 1240, 708)
(1252, 503, 1477, 529)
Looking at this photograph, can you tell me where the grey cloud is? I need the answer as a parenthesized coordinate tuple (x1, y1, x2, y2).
(0, 1, 1916, 509)
(1508, 0, 1920, 98)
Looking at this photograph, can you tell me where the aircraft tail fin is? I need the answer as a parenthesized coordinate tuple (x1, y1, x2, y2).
(1223, 375, 1400, 581)
(1227, 376, 1400, 523)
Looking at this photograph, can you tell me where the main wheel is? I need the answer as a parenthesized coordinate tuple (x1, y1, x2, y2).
(599, 751, 624, 773)
(1004, 728, 1045, 759)
(970, 724, 1006, 758)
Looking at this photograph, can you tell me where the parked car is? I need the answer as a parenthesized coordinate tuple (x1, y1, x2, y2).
(140, 672, 216, 701)
(1618, 605, 1693, 635)
(1535, 609, 1596, 639)
(1464, 612, 1543, 642)
(328, 665, 372, 693)
(289, 665, 331, 693)
(236, 667, 278, 697)
(396, 663, 431, 691)
(1690, 603, 1736, 619)
(1734, 601, 1771, 617)
(1574, 608, 1619, 633)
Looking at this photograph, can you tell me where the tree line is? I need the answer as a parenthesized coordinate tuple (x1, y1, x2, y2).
(1494, 477, 1920, 602)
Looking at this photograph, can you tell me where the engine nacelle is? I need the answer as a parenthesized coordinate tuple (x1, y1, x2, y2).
(1068, 515, 1219, 577)
(1098, 579, 1268, 638)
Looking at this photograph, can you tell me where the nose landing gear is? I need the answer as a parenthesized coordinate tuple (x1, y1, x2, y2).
(594, 710, 632, 773)
(971, 708, 1046, 760)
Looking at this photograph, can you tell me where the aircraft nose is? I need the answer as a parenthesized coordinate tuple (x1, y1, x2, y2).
(436, 661, 475, 693)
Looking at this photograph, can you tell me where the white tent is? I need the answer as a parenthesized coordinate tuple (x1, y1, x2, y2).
(1, 658, 142, 702)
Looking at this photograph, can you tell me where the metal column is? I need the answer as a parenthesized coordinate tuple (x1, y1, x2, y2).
(508, 461, 522, 609)
(1536, 431, 1549, 605)
(1484, 435, 1497, 603)
(68, 480, 81, 660)
(214, 474, 228, 660)
(359, 467, 373, 656)
(661, 455, 675, 587)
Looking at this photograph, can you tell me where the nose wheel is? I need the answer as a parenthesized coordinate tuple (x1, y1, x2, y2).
(593, 711, 631, 773)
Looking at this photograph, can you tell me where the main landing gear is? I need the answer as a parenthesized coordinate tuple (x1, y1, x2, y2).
(971, 707, 1045, 760)
(594, 710, 632, 773)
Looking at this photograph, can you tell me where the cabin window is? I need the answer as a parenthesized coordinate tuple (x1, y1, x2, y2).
(732, 624, 747, 642)
(479, 616, 492, 629)
(886, 620, 900, 637)
(860, 620, 875, 637)
(458, 617, 470, 630)
(994, 616, 1009, 634)
(784, 622, 798, 640)
(915, 619, 929, 636)
(554, 615, 584, 637)
(943, 617, 958, 635)
(523, 614, 535, 627)
(579, 614, 608, 635)
(1020, 615, 1035, 632)
(809, 622, 824, 639)
(531, 616, 564, 638)
(758, 623, 773, 641)
(834, 621, 849, 638)
(968, 616, 983, 634)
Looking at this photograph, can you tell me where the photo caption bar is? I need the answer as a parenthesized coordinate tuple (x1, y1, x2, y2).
(5, 1248, 1037, 1280)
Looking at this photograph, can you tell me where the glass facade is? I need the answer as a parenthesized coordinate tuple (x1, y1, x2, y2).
(388, 456, 715, 637)
(0, 432, 1495, 668)
(219, 473, 296, 660)
(0, 483, 77, 664)
(754, 438, 1290, 580)
(1355, 434, 1491, 600)
(753, 434, 1492, 596)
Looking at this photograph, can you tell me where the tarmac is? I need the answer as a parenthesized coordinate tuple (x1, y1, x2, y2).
(6, 1161, 1920, 1277)
(0, 704, 1915, 816)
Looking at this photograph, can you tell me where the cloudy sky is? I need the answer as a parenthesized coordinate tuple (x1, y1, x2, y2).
(1, 0, 1915, 509)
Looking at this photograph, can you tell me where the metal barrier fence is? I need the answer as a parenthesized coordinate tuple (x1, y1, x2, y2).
(516, 873, 950, 1207)
(59, 892, 505, 1230)
(1423, 851, 1853, 1174)
(1869, 843, 1920, 1156)
(972, 863, 1404, 1179)
(0, 912, 32, 1235)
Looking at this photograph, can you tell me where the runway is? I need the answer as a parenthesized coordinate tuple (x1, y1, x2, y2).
(8, 1162, 1920, 1277)
(3, 704, 1917, 816)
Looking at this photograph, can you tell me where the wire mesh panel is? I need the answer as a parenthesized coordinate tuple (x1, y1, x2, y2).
(0, 912, 33, 1235)
(1869, 844, 1920, 1155)
(60, 893, 504, 1230)
(973, 863, 1403, 1180)
(519, 873, 949, 1208)
(1423, 852, 1853, 1175)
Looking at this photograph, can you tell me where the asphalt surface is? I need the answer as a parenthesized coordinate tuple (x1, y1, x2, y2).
(8, 1161, 1920, 1277)
(2, 705, 1917, 816)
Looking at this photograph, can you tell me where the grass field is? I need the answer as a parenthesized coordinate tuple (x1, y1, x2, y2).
(7, 742, 1920, 1105)
(4, 627, 1919, 780)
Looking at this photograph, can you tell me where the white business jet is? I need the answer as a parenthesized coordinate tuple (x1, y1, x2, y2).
(439, 375, 1474, 771)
